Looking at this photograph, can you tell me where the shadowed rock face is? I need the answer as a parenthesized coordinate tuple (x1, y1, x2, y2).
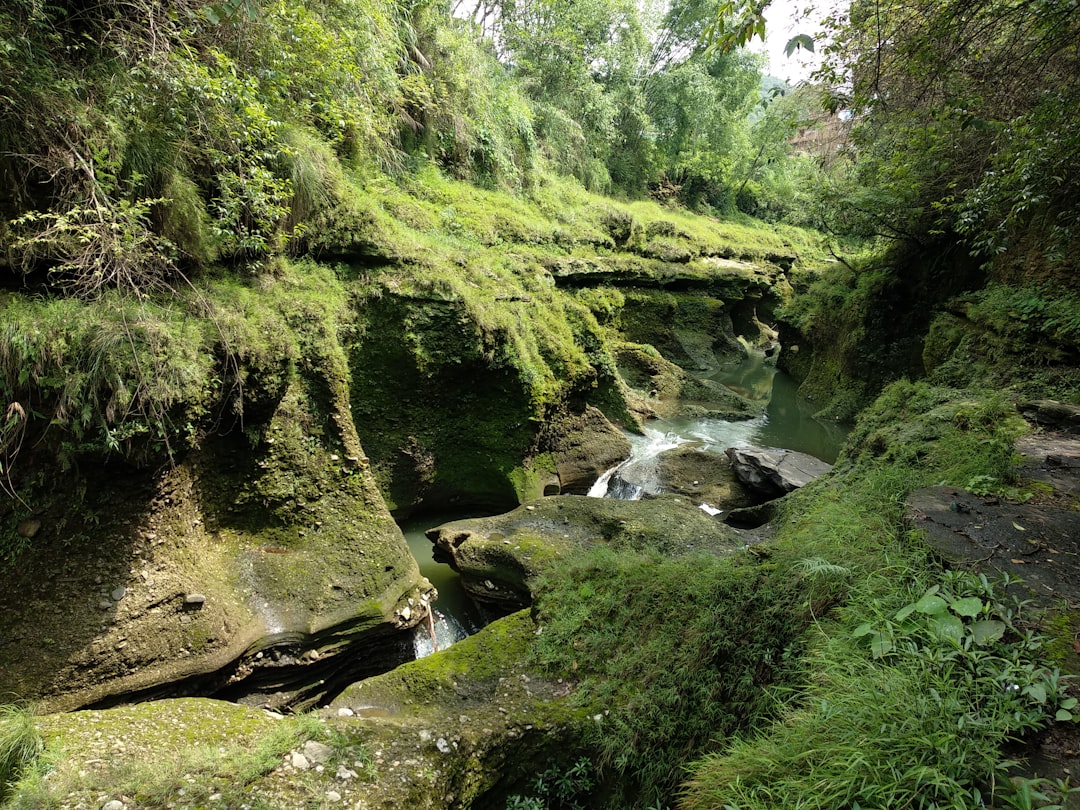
(540, 406, 632, 496)
(426, 494, 745, 612)
(725, 446, 833, 499)
(0, 375, 432, 713)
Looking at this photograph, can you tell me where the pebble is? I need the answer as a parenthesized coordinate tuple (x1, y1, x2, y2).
(302, 740, 332, 764)
(184, 593, 206, 607)
(290, 752, 310, 770)
(337, 707, 354, 717)
(111, 587, 126, 601)
(99, 600, 113, 611)
(325, 791, 342, 803)
(102, 801, 125, 810)
(435, 738, 452, 754)
(336, 765, 358, 780)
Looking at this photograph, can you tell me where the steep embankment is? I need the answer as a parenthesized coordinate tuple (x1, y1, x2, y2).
(0, 163, 821, 715)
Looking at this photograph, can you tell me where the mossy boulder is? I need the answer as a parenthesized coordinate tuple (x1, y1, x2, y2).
(324, 610, 590, 808)
(0, 329, 430, 713)
(16, 614, 587, 808)
(347, 292, 537, 515)
(426, 494, 745, 610)
(654, 444, 756, 512)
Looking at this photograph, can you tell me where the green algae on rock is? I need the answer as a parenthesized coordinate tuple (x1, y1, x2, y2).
(324, 609, 591, 809)
(426, 494, 746, 611)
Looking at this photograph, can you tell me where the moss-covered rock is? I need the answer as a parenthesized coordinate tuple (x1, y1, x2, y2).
(324, 610, 591, 809)
(654, 444, 756, 511)
(0, 265, 431, 712)
(426, 494, 745, 610)
(535, 405, 632, 496)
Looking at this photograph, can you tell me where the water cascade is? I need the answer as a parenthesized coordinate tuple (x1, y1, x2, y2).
(591, 361, 847, 503)
(401, 514, 489, 658)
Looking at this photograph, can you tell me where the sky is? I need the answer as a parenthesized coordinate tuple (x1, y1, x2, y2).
(754, 0, 824, 84)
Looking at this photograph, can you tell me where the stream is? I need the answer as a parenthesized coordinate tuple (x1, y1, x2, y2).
(404, 357, 848, 656)
(402, 514, 490, 657)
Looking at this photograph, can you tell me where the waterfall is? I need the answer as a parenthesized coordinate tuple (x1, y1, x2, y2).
(412, 608, 470, 658)
(589, 427, 688, 500)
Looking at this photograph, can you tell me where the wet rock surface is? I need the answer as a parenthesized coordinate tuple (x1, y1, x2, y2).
(541, 406, 632, 495)
(725, 445, 833, 499)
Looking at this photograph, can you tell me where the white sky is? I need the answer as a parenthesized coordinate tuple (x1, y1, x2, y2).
(754, 0, 824, 84)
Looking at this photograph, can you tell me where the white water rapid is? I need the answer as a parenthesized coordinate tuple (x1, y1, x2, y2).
(589, 417, 765, 500)
(412, 607, 472, 658)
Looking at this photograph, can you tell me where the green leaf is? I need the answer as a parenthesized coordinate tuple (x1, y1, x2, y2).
(1060, 697, 1077, 710)
(870, 632, 894, 659)
(784, 34, 815, 57)
(931, 614, 964, 643)
(914, 593, 948, 615)
(1056, 709, 1074, 722)
(894, 602, 917, 621)
(949, 596, 984, 617)
(970, 619, 1006, 645)
(1023, 682, 1047, 704)
(852, 622, 875, 638)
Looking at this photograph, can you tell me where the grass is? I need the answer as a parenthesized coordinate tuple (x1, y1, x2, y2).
(4, 701, 355, 809)
(0, 704, 43, 803)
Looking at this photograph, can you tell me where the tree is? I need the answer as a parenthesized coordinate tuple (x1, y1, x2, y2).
(814, 0, 1080, 267)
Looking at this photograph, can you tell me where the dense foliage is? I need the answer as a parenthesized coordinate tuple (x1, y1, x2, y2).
(812, 0, 1080, 274)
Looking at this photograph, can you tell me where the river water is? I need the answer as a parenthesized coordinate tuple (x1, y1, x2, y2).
(403, 356, 848, 655)
(401, 514, 490, 657)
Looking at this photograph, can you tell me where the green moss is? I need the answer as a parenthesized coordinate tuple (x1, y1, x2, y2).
(530, 545, 807, 806)
(334, 610, 537, 709)
(16, 700, 325, 808)
(1040, 608, 1080, 677)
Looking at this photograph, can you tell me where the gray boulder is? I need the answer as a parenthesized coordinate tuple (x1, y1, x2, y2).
(725, 446, 832, 499)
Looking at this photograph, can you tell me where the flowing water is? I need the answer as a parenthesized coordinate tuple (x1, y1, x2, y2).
(403, 355, 848, 654)
(590, 359, 849, 499)
(400, 514, 490, 658)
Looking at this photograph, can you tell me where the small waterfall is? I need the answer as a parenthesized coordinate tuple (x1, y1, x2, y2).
(412, 608, 470, 658)
(606, 475, 645, 500)
(587, 465, 619, 497)
(589, 427, 688, 500)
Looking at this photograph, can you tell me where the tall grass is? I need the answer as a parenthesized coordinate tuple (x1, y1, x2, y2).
(675, 382, 1065, 809)
(0, 704, 43, 802)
